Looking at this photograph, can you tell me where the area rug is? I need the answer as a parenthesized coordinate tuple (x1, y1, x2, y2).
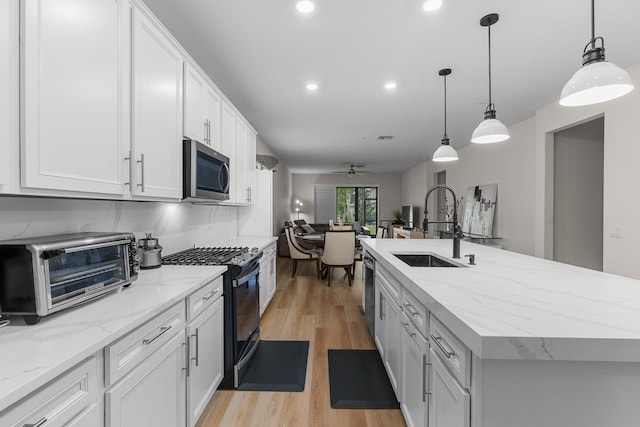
(238, 340, 309, 392)
(327, 349, 400, 409)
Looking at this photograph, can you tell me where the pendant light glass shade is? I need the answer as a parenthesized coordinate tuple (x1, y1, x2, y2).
(560, 61, 633, 106)
(432, 143, 458, 162)
(471, 118, 510, 144)
(560, 0, 634, 107)
(472, 14, 510, 145)
(432, 68, 458, 163)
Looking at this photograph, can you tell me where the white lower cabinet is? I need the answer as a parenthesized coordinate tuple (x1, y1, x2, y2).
(186, 297, 224, 427)
(0, 356, 99, 427)
(258, 242, 277, 316)
(106, 332, 186, 427)
(400, 314, 429, 427)
(374, 273, 402, 399)
(429, 348, 470, 427)
(374, 280, 387, 361)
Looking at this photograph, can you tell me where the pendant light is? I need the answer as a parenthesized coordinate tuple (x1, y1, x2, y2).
(432, 68, 459, 162)
(471, 13, 510, 144)
(560, 0, 633, 106)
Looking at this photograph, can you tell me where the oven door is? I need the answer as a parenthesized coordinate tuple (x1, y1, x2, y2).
(233, 261, 260, 385)
(42, 241, 130, 315)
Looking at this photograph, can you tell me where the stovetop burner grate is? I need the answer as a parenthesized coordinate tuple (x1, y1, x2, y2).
(162, 247, 249, 266)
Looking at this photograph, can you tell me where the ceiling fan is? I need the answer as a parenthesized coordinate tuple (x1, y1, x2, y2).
(331, 164, 372, 177)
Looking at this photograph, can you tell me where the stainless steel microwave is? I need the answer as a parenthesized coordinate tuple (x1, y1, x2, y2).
(0, 232, 140, 324)
(183, 140, 230, 202)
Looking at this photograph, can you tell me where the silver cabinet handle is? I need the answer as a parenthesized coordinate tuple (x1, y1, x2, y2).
(203, 289, 218, 301)
(136, 153, 145, 192)
(423, 356, 432, 402)
(404, 303, 419, 316)
(191, 328, 199, 367)
(24, 418, 47, 427)
(182, 340, 189, 377)
(124, 151, 132, 187)
(249, 186, 252, 203)
(203, 120, 208, 144)
(401, 322, 416, 337)
(431, 334, 455, 358)
(379, 292, 385, 320)
(143, 325, 172, 345)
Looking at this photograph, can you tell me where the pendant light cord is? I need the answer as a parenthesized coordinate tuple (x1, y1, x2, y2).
(487, 24, 492, 108)
(443, 73, 447, 137)
(591, 0, 595, 46)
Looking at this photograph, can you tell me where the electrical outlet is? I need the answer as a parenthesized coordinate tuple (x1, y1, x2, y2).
(610, 226, 622, 238)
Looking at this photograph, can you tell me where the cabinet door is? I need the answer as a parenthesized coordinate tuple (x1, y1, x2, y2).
(106, 332, 186, 427)
(204, 85, 222, 151)
(131, 9, 182, 199)
(187, 297, 223, 427)
(234, 119, 248, 204)
(183, 62, 205, 143)
(21, 0, 128, 195)
(268, 251, 277, 301)
(374, 280, 387, 360)
(237, 169, 273, 237)
(220, 101, 236, 200)
(385, 295, 402, 400)
(401, 316, 429, 427)
(245, 128, 257, 204)
(428, 348, 470, 427)
(0, 0, 17, 190)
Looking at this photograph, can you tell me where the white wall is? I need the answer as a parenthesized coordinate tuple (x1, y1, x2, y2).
(534, 63, 640, 278)
(401, 117, 537, 255)
(0, 197, 238, 255)
(292, 173, 401, 225)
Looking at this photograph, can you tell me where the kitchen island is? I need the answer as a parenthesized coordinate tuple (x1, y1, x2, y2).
(361, 238, 640, 427)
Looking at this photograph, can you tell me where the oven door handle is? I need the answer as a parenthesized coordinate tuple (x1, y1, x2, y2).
(232, 262, 260, 288)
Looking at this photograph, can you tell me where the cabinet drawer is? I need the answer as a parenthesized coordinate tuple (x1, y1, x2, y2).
(187, 276, 223, 322)
(402, 289, 429, 339)
(263, 242, 277, 257)
(105, 302, 185, 386)
(1, 356, 98, 427)
(376, 267, 402, 306)
(429, 316, 471, 389)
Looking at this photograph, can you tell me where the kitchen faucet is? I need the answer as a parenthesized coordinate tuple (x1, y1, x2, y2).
(423, 184, 462, 259)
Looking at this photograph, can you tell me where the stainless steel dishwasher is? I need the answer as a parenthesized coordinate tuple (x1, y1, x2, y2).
(363, 253, 376, 338)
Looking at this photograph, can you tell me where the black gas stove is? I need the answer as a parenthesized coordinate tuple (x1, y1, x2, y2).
(161, 245, 263, 389)
(161, 246, 260, 267)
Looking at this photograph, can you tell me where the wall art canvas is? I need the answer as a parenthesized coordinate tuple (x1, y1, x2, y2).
(462, 184, 497, 237)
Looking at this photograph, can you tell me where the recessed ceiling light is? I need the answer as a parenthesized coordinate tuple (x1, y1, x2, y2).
(423, 0, 443, 12)
(296, 1, 315, 14)
(384, 82, 397, 90)
(306, 82, 318, 91)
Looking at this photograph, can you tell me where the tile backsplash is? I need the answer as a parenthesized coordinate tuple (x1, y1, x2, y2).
(0, 196, 238, 254)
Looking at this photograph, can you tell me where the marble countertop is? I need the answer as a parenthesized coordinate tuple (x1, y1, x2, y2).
(0, 265, 226, 412)
(361, 239, 640, 362)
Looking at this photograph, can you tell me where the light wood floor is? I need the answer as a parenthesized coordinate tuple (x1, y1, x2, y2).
(195, 257, 407, 427)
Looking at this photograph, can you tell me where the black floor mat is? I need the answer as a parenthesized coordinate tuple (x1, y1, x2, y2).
(238, 340, 309, 392)
(328, 349, 400, 409)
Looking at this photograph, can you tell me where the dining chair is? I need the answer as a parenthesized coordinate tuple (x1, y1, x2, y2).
(285, 227, 321, 279)
(375, 227, 386, 239)
(321, 230, 356, 287)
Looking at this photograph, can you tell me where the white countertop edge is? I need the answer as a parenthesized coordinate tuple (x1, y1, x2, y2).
(363, 240, 640, 363)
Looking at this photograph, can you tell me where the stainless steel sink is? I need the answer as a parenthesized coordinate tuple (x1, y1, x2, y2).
(392, 253, 463, 268)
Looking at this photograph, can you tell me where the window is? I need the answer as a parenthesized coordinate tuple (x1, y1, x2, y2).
(336, 187, 378, 232)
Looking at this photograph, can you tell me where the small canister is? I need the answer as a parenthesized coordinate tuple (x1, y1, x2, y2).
(138, 233, 163, 269)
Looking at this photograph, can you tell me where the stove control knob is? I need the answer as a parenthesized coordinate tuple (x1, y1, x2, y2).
(250, 247, 259, 253)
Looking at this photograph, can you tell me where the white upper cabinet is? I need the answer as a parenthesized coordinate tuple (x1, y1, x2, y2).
(21, 0, 128, 195)
(220, 100, 236, 159)
(0, 0, 18, 191)
(245, 128, 257, 204)
(234, 119, 248, 204)
(184, 62, 222, 151)
(131, 8, 183, 199)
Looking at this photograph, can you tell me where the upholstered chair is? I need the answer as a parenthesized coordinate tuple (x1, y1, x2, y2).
(321, 230, 356, 287)
(284, 227, 321, 278)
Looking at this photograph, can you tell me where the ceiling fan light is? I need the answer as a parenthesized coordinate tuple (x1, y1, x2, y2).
(432, 144, 458, 162)
(560, 61, 634, 107)
(471, 118, 510, 144)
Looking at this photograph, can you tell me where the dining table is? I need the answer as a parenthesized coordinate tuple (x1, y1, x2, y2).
(296, 233, 369, 249)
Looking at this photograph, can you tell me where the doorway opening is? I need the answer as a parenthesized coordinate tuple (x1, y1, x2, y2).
(553, 117, 604, 271)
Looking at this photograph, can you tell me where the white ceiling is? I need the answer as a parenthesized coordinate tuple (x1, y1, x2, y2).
(143, 0, 640, 174)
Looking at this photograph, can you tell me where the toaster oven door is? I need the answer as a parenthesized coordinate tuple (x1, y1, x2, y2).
(44, 242, 130, 312)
